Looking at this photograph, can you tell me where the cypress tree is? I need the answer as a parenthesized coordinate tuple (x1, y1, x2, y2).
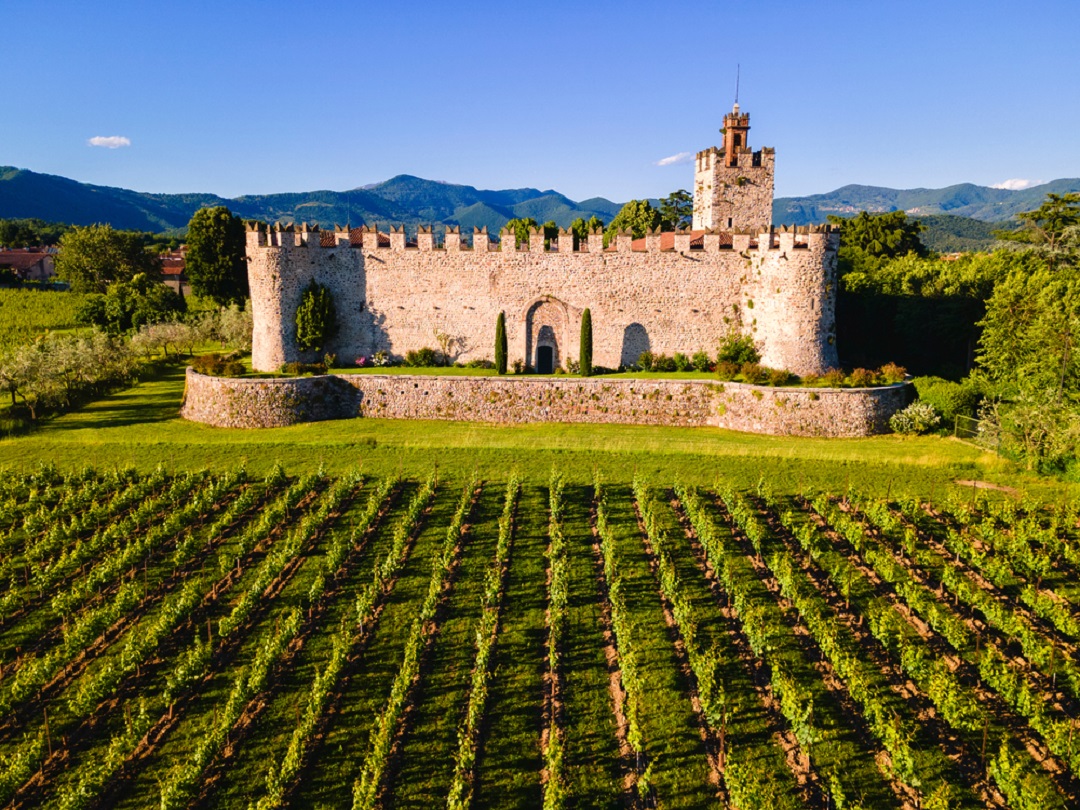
(295, 280, 338, 353)
(579, 308, 593, 377)
(495, 311, 507, 374)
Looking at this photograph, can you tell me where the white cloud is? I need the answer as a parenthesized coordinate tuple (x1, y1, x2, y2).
(88, 135, 131, 149)
(991, 178, 1042, 190)
(655, 151, 693, 167)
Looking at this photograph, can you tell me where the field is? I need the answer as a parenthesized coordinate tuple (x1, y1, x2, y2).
(0, 462, 1078, 810)
(0, 289, 89, 348)
(0, 363, 1076, 809)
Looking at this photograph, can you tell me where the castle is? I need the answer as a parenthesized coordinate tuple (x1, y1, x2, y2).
(247, 106, 839, 377)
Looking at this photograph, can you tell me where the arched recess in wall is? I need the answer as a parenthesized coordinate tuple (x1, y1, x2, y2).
(523, 296, 569, 372)
(621, 322, 650, 368)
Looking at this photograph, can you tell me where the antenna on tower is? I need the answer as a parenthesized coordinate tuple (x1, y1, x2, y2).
(347, 190, 352, 230)
(734, 64, 740, 107)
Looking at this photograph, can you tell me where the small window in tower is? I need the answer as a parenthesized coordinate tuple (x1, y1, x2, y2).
(734, 134, 742, 148)
(727, 218, 733, 228)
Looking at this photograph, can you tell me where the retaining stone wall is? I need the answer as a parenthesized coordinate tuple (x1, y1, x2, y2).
(181, 368, 909, 437)
(180, 369, 359, 429)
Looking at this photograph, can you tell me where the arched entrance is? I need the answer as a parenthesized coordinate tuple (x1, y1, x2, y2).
(524, 297, 569, 373)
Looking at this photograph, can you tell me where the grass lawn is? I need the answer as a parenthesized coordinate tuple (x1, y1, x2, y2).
(0, 362, 1063, 502)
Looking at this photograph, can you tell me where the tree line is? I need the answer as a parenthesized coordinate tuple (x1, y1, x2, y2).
(833, 193, 1080, 472)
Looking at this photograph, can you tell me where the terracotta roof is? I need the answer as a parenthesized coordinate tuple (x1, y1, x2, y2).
(160, 255, 185, 276)
(615, 230, 730, 251)
(0, 251, 51, 271)
(313, 229, 398, 248)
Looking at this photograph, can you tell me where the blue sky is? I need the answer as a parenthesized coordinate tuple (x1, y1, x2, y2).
(4, 0, 1079, 202)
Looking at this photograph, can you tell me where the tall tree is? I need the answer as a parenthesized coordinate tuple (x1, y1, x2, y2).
(75, 273, 185, 334)
(185, 206, 248, 305)
(826, 210, 927, 277)
(827, 210, 927, 259)
(54, 224, 161, 293)
(570, 216, 605, 248)
(995, 192, 1080, 269)
(503, 217, 539, 248)
(579, 308, 592, 377)
(659, 189, 693, 230)
(495, 311, 507, 375)
(604, 200, 662, 247)
(295, 280, 338, 354)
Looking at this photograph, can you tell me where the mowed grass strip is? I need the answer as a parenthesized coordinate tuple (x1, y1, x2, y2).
(473, 484, 548, 810)
(599, 484, 714, 809)
(560, 484, 622, 808)
(287, 483, 457, 809)
(386, 483, 504, 808)
(0, 359, 1030, 505)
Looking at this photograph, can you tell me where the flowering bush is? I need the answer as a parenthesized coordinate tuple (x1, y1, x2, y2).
(889, 401, 942, 435)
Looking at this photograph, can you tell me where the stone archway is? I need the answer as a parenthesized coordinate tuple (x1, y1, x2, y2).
(524, 297, 569, 372)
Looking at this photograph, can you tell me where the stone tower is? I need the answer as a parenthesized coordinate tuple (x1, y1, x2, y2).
(692, 104, 775, 232)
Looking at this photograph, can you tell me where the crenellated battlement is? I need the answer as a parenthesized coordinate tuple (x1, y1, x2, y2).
(247, 102, 840, 380)
(244, 220, 839, 256)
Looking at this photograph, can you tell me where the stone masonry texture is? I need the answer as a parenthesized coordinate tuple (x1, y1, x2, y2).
(247, 226, 839, 379)
(181, 369, 910, 438)
(246, 106, 840, 381)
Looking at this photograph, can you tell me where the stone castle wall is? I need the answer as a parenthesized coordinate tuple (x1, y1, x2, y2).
(247, 226, 840, 378)
(181, 368, 909, 437)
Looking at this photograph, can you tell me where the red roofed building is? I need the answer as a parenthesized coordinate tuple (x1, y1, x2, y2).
(160, 248, 191, 296)
(0, 250, 55, 283)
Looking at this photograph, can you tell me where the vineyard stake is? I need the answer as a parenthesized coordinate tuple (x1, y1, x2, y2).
(44, 706, 52, 757)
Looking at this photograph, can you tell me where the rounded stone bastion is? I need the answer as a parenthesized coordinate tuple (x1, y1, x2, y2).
(181, 368, 911, 437)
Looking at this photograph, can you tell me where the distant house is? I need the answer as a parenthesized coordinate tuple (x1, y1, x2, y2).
(160, 248, 191, 297)
(0, 249, 56, 283)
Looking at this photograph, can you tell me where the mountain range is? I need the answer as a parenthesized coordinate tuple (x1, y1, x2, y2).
(1, 165, 1077, 240)
(775, 179, 1080, 225)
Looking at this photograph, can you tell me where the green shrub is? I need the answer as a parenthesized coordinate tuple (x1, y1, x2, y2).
(691, 350, 712, 372)
(768, 368, 794, 386)
(913, 376, 979, 425)
(819, 368, 846, 387)
(404, 347, 442, 367)
(878, 362, 907, 384)
(466, 358, 496, 369)
(652, 353, 676, 372)
(716, 361, 740, 380)
(847, 367, 877, 387)
(191, 353, 244, 377)
(673, 352, 691, 371)
(280, 361, 326, 376)
(740, 362, 769, 385)
(718, 333, 760, 365)
(637, 350, 655, 371)
(890, 401, 942, 435)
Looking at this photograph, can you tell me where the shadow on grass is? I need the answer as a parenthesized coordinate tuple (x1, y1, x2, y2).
(42, 363, 187, 432)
